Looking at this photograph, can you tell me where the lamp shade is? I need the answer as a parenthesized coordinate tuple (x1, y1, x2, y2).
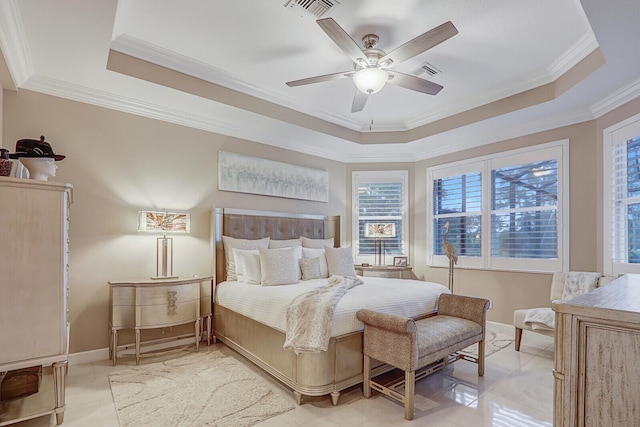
(364, 222, 396, 238)
(353, 68, 389, 94)
(137, 211, 191, 233)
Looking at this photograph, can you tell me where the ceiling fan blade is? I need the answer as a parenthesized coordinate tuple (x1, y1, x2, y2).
(286, 71, 353, 87)
(379, 21, 458, 67)
(387, 71, 443, 95)
(351, 90, 369, 113)
(317, 18, 367, 65)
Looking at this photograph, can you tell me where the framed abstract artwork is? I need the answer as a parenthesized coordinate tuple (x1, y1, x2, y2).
(218, 151, 329, 202)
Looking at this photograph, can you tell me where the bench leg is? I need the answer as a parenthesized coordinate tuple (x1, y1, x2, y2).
(404, 370, 415, 420)
(515, 327, 523, 351)
(478, 339, 485, 376)
(363, 355, 371, 398)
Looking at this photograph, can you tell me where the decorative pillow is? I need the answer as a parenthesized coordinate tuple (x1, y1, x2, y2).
(302, 247, 329, 278)
(222, 236, 270, 281)
(269, 238, 302, 248)
(259, 247, 299, 286)
(232, 248, 261, 284)
(561, 272, 602, 300)
(269, 239, 303, 278)
(300, 257, 322, 281)
(325, 246, 357, 277)
(301, 236, 335, 249)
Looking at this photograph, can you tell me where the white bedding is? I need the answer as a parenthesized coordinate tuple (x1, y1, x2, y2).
(215, 276, 450, 337)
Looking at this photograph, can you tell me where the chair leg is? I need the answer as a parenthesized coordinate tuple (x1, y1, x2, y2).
(363, 355, 371, 398)
(478, 339, 485, 376)
(404, 370, 415, 421)
(515, 327, 523, 351)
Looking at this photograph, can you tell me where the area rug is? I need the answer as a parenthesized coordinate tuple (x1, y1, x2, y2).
(109, 351, 294, 427)
(460, 331, 514, 357)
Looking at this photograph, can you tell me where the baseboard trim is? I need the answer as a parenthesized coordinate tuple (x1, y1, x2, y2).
(69, 336, 199, 366)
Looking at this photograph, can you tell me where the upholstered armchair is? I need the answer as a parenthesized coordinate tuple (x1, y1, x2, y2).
(513, 272, 616, 351)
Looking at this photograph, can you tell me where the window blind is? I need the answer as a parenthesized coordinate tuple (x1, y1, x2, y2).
(358, 181, 404, 255)
(490, 160, 558, 259)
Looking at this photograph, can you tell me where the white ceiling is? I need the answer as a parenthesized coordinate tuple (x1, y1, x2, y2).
(1, 0, 639, 163)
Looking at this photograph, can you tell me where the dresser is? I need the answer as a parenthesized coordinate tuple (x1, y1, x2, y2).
(0, 177, 72, 426)
(355, 265, 413, 279)
(108, 276, 213, 365)
(552, 274, 640, 426)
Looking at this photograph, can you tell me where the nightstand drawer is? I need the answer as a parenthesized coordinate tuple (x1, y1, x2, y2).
(136, 283, 198, 305)
(368, 270, 402, 278)
(138, 300, 199, 328)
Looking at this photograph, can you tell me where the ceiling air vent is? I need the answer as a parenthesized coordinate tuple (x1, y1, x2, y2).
(414, 62, 441, 78)
(284, 0, 339, 18)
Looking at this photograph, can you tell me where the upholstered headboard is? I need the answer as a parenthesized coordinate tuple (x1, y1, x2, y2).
(212, 208, 340, 284)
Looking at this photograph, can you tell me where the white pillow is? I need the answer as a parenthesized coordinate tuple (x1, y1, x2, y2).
(301, 236, 334, 249)
(222, 236, 270, 281)
(232, 248, 261, 284)
(269, 238, 302, 248)
(325, 246, 357, 277)
(302, 247, 329, 278)
(300, 257, 322, 280)
(259, 247, 299, 286)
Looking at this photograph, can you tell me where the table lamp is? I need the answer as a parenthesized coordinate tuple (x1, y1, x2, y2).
(364, 222, 396, 266)
(138, 210, 191, 279)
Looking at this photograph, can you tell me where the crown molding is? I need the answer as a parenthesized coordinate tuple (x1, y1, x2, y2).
(0, 0, 33, 87)
(110, 35, 367, 132)
(590, 77, 640, 118)
(21, 74, 354, 162)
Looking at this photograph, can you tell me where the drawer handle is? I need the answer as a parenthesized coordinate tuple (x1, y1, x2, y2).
(167, 291, 178, 316)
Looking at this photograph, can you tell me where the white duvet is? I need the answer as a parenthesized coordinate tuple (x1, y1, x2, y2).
(215, 276, 450, 337)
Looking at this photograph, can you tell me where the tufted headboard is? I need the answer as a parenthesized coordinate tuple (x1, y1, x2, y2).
(212, 208, 340, 284)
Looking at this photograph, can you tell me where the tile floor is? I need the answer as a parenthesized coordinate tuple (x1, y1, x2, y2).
(10, 324, 554, 427)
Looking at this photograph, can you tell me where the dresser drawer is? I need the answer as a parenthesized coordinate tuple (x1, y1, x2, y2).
(138, 300, 199, 328)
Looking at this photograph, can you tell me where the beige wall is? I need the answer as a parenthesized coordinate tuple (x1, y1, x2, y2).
(3, 87, 640, 352)
(2, 89, 346, 353)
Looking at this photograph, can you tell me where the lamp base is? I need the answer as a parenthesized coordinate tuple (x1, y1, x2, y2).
(150, 275, 179, 280)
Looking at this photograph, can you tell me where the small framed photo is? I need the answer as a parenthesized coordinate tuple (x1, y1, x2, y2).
(393, 256, 408, 267)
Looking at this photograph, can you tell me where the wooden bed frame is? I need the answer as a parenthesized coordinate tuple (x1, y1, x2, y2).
(212, 208, 392, 405)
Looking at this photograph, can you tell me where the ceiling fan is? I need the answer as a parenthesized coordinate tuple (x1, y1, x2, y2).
(286, 18, 458, 113)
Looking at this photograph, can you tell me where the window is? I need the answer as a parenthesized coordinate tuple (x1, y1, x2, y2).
(352, 171, 408, 264)
(604, 113, 640, 276)
(427, 141, 568, 272)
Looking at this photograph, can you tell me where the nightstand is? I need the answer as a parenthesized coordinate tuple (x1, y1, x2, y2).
(355, 265, 413, 279)
(108, 275, 212, 365)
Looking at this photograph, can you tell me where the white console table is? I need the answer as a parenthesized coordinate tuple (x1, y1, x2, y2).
(108, 275, 213, 365)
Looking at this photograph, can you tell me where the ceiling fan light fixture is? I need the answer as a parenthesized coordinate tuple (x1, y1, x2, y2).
(353, 68, 388, 94)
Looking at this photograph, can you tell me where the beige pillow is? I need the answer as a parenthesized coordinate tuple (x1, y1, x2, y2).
(259, 247, 299, 286)
(300, 257, 322, 280)
(301, 236, 334, 249)
(325, 246, 357, 277)
(302, 247, 329, 278)
(222, 236, 270, 281)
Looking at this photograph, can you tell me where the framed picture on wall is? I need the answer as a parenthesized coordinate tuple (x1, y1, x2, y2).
(393, 256, 408, 267)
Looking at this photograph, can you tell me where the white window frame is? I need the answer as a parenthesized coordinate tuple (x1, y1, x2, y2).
(603, 112, 640, 276)
(352, 170, 409, 265)
(427, 140, 569, 273)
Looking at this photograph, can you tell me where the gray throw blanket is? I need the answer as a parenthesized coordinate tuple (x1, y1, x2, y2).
(283, 275, 363, 354)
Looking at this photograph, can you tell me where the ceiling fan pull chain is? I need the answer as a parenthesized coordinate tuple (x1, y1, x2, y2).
(369, 93, 374, 131)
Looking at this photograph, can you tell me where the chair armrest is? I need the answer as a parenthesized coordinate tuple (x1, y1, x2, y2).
(356, 309, 417, 335)
(437, 294, 490, 326)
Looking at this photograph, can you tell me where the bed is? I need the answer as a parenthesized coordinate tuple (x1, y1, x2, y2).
(212, 208, 449, 405)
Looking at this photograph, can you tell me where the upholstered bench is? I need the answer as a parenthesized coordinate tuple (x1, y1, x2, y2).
(356, 293, 490, 420)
